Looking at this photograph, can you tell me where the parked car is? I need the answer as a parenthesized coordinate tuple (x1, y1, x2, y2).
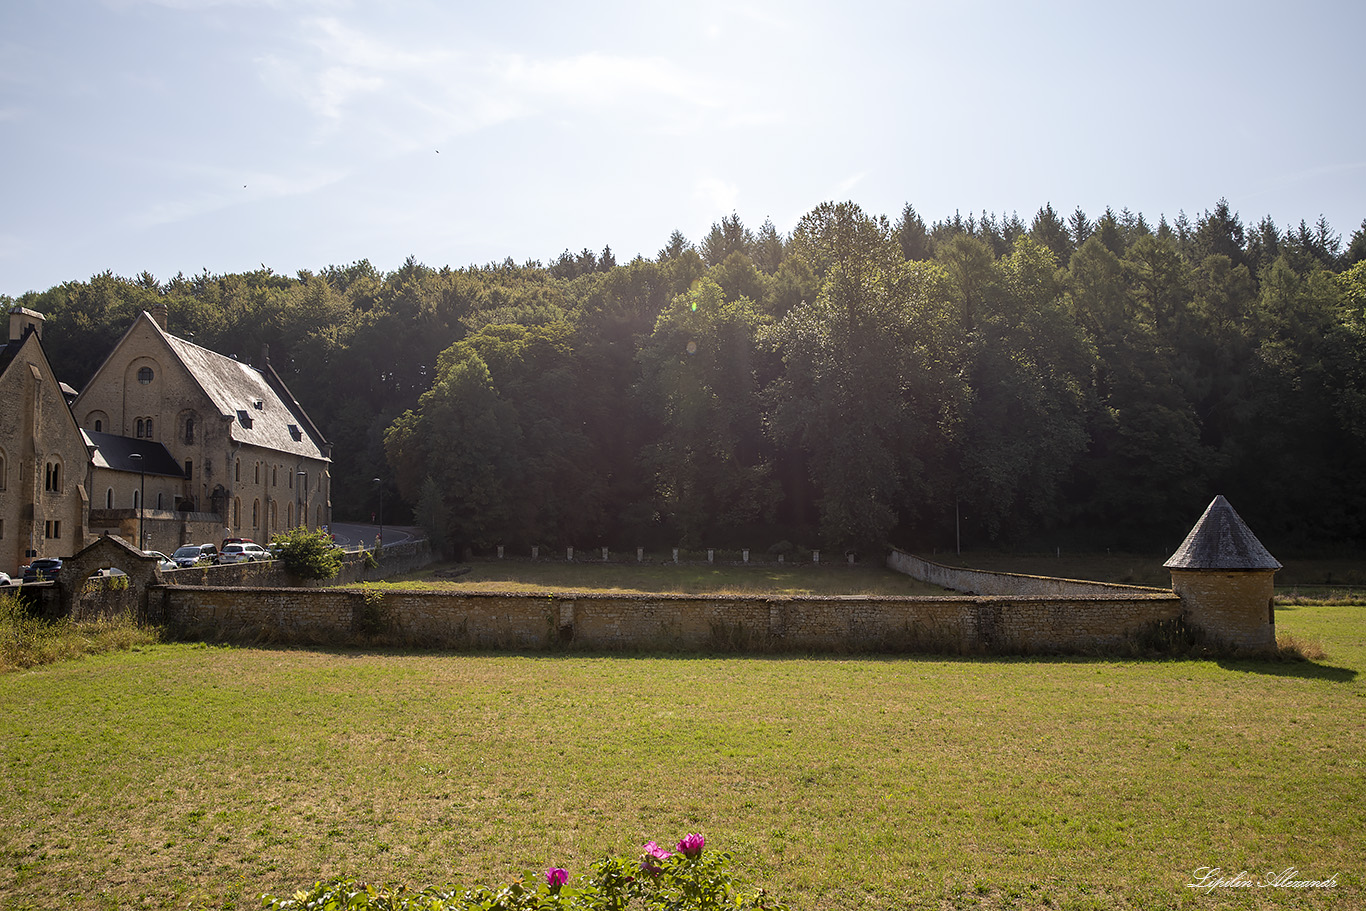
(171, 544, 218, 568)
(0, 571, 12, 586)
(144, 551, 177, 571)
(222, 536, 255, 549)
(218, 542, 270, 564)
(22, 558, 63, 583)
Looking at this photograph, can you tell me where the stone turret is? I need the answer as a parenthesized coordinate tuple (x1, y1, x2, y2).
(1164, 495, 1280, 650)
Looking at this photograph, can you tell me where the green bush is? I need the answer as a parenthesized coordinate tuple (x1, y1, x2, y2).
(261, 835, 787, 910)
(271, 527, 344, 580)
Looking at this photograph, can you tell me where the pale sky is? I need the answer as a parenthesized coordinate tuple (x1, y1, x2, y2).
(2, 0, 1363, 297)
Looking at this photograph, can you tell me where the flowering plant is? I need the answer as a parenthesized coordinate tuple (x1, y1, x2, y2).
(261, 834, 787, 910)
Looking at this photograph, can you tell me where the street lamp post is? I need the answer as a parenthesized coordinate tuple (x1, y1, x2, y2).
(373, 477, 383, 552)
(129, 453, 145, 550)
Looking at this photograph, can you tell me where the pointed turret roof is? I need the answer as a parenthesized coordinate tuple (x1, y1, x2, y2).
(1164, 495, 1282, 570)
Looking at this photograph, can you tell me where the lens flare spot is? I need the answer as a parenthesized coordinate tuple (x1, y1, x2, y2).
(686, 341, 698, 355)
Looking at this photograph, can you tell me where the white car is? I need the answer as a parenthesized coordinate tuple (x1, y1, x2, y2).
(144, 551, 177, 571)
(0, 571, 12, 586)
(218, 542, 270, 564)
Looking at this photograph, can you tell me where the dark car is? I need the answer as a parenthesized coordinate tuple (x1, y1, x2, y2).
(22, 558, 63, 583)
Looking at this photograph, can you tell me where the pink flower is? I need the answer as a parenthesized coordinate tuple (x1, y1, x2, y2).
(546, 867, 568, 889)
(677, 833, 705, 858)
(643, 841, 673, 861)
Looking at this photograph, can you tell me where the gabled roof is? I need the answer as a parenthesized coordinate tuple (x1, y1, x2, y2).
(1164, 495, 1282, 571)
(135, 312, 329, 461)
(85, 430, 186, 477)
(0, 326, 85, 441)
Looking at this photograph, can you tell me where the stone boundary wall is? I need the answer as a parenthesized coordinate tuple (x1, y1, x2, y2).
(166, 538, 432, 589)
(887, 548, 1169, 597)
(157, 585, 1182, 654)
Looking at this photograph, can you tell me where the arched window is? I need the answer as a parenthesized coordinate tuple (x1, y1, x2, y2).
(270, 500, 277, 530)
(252, 499, 259, 528)
(106, 488, 113, 509)
(234, 460, 240, 482)
(287, 502, 294, 528)
(272, 466, 277, 486)
(133, 489, 141, 510)
(184, 417, 194, 444)
(137, 366, 153, 384)
(233, 497, 241, 527)
(94, 419, 102, 432)
(254, 462, 260, 484)
(44, 461, 61, 492)
(185, 460, 192, 480)
(145, 418, 153, 438)
(135, 419, 144, 438)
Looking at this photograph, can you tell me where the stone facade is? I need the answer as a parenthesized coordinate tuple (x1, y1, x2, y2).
(1169, 569, 1276, 650)
(0, 310, 90, 573)
(71, 309, 332, 548)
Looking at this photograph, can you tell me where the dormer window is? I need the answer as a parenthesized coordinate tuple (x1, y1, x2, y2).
(288, 424, 302, 441)
(236, 410, 253, 428)
(253, 400, 264, 410)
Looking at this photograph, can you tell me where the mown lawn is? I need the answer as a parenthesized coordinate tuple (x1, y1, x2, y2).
(363, 557, 949, 596)
(0, 579, 1360, 910)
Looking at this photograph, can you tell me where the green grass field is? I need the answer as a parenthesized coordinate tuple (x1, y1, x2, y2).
(0, 562, 1361, 910)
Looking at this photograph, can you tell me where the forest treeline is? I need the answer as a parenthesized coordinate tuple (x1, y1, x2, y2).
(7, 200, 1366, 554)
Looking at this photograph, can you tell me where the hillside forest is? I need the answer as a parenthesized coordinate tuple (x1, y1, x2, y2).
(7, 200, 1366, 556)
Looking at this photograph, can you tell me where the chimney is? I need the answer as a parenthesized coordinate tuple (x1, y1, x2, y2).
(9, 306, 45, 342)
(260, 343, 270, 368)
(152, 302, 169, 331)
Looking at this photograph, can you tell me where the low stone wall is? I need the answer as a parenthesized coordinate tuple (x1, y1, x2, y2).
(157, 585, 1182, 654)
(887, 549, 1168, 597)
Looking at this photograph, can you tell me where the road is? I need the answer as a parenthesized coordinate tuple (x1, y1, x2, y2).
(327, 522, 423, 553)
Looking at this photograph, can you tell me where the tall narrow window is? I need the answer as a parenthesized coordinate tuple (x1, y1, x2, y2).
(106, 488, 113, 509)
(94, 419, 102, 432)
(145, 418, 153, 438)
(252, 499, 259, 528)
(185, 460, 192, 480)
(235, 460, 240, 481)
(136, 418, 144, 438)
(184, 417, 195, 444)
(254, 463, 260, 484)
(272, 466, 277, 486)
(157, 493, 163, 509)
(133, 489, 141, 510)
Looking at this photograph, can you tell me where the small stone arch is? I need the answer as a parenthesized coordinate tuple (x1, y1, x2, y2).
(60, 535, 166, 622)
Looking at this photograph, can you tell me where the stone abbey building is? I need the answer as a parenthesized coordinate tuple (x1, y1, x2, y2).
(0, 304, 331, 572)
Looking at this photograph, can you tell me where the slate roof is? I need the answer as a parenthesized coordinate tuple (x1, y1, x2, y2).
(1164, 495, 1282, 571)
(85, 430, 186, 477)
(148, 315, 328, 461)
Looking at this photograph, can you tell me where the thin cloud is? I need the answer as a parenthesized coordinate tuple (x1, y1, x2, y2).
(694, 177, 739, 213)
(126, 162, 348, 230)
